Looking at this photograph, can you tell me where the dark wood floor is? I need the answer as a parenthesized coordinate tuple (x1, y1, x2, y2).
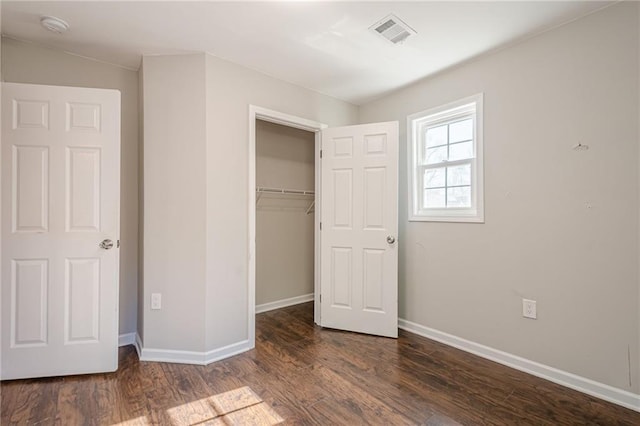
(2, 302, 639, 425)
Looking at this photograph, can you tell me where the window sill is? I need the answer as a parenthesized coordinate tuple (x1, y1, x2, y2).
(408, 213, 484, 223)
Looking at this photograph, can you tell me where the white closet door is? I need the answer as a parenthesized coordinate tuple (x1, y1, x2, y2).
(320, 121, 398, 338)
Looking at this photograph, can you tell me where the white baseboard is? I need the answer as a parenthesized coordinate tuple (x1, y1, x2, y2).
(118, 332, 136, 347)
(128, 293, 312, 364)
(399, 318, 640, 413)
(205, 340, 254, 364)
(256, 293, 314, 314)
(137, 338, 253, 365)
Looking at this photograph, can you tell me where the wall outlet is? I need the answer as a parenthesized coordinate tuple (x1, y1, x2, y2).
(151, 293, 162, 310)
(522, 299, 536, 319)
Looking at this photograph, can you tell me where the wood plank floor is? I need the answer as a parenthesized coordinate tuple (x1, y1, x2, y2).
(2, 302, 639, 425)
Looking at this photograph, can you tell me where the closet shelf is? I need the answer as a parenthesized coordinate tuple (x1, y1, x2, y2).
(256, 186, 315, 196)
(256, 187, 315, 214)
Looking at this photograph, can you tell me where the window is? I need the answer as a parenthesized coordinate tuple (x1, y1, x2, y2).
(408, 94, 484, 222)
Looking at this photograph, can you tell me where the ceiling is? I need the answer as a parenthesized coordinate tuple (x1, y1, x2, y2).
(1, 1, 614, 105)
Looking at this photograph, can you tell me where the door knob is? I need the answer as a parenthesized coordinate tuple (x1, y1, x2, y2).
(100, 239, 114, 250)
(386, 235, 396, 244)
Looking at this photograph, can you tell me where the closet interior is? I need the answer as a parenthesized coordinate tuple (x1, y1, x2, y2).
(255, 120, 316, 316)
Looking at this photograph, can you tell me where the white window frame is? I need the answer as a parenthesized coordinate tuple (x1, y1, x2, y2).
(408, 93, 484, 223)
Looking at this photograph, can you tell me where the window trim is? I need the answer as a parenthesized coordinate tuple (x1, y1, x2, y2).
(407, 93, 484, 223)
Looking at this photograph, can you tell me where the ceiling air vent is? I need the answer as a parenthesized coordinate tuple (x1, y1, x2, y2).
(370, 14, 416, 45)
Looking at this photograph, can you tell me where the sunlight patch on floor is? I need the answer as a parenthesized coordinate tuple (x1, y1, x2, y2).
(166, 386, 283, 425)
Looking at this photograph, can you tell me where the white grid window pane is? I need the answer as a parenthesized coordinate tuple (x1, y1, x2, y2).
(447, 164, 471, 187)
(426, 125, 447, 148)
(425, 145, 447, 164)
(447, 186, 471, 207)
(449, 141, 473, 161)
(449, 118, 473, 143)
(424, 167, 446, 188)
(424, 188, 446, 208)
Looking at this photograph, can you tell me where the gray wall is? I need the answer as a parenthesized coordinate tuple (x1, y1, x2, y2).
(1, 37, 139, 336)
(359, 2, 639, 392)
(142, 54, 208, 351)
(256, 120, 315, 306)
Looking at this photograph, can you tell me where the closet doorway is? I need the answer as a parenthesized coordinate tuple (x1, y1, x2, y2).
(249, 107, 399, 345)
(248, 106, 326, 344)
(255, 120, 315, 314)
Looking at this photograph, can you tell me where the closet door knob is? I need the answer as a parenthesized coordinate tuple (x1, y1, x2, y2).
(386, 235, 396, 244)
(100, 239, 114, 250)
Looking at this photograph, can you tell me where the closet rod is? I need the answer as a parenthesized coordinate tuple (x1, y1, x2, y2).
(256, 186, 315, 196)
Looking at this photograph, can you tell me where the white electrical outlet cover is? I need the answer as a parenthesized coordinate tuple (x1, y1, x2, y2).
(523, 299, 537, 319)
(151, 293, 162, 310)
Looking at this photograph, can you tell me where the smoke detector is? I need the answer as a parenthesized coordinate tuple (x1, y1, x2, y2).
(370, 14, 416, 45)
(40, 16, 70, 34)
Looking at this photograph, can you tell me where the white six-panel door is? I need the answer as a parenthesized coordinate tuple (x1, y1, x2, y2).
(320, 121, 398, 338)
(1, 83, 120, 379)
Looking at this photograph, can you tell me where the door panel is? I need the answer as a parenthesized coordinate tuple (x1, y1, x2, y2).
(332, 170, 353, 228)
(13, 99, 49, 129)
(64, 257, 101, 343)
(13, 145, 49, 232)
(320, 122, 398, 338)
(331, 247, 352, 308)
(12, 259, 48, 347)
(363, 167, 385, 229)
(1, 82, 120, 380)
(363, 249, 384, 312)
(66, 147, 101, 231)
